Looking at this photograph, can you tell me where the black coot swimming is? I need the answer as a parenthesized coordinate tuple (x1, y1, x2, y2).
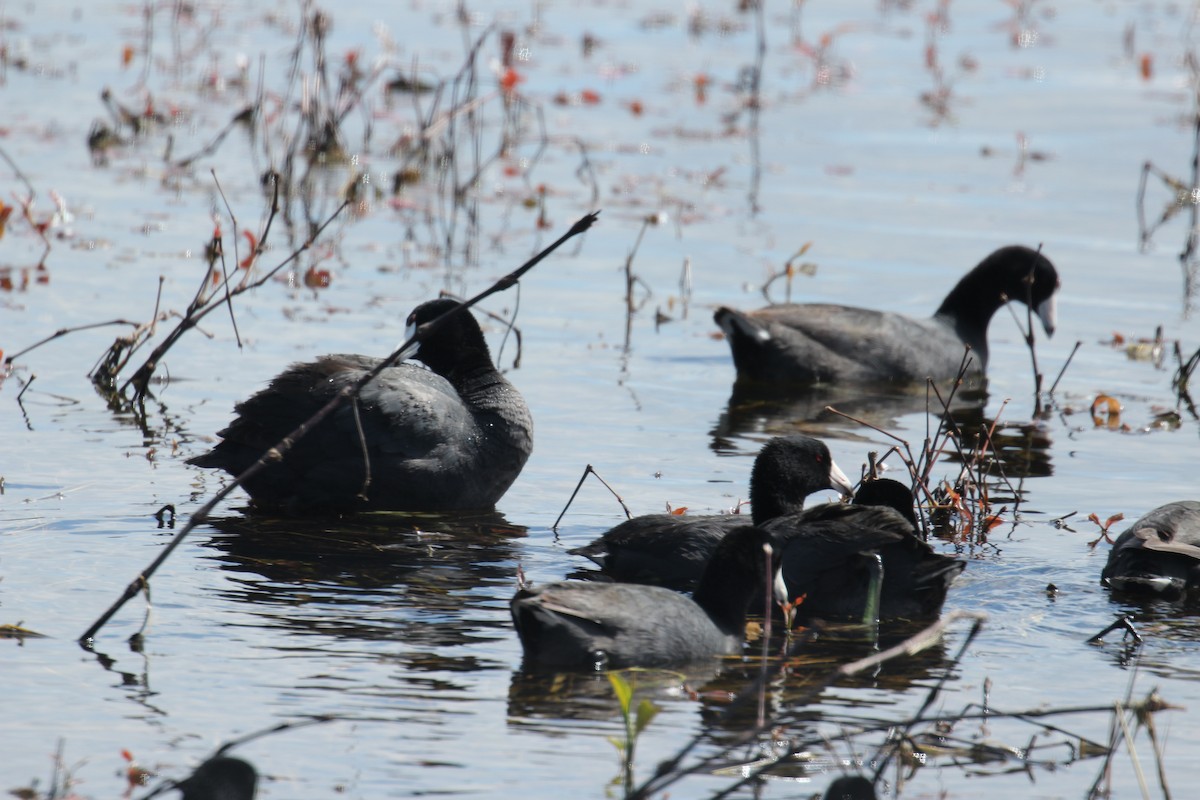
(512, 525, 774, 670)
(188, 298, 533, 515)
(714, 245, 1059, 388)
(770, 488, 964, 624)
(568, 435, 853, 590)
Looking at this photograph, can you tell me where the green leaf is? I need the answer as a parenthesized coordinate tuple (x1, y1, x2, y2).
(634, 699, 659, 736)
(608, 671, 633, 714)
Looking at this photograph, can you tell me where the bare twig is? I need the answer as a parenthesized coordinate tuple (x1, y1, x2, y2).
(552, 462, 632, 531)
(119, 189, 337, 398)
(1047, 340, 1081, 397)
(6, 319, 142, 365)
(631, 612, 984, 800)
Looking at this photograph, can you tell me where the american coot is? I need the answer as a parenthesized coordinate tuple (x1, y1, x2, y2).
(175, 756, 257, 800)
(850, 475, 919, 527)
(714, 245, 1060, 387)
(1101, 501, 1200, 600)
(188, 298, 534, 515)
(568, 435, 854, 590)
(823, 775, 878, 800)
(771, 498, 964, 623)
(512, 525, 774, 670)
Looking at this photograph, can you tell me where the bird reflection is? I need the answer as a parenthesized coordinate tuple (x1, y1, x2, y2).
(690, 622, 956, 741)
(507, 665, 720, 725)
(198, 510, 526, 652)
(711, 382, 1054, 482)
(506, 617, 956, 744)
(711, 381, 988, 453)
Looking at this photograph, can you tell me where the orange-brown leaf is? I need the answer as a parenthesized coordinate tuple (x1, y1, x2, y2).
(239, 230, 258, 269)
(1091, 393, 1121, 416)
(499, 67, 522, 94)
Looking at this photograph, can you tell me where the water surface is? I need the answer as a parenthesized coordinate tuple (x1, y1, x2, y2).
(3, 1, 1200, 798)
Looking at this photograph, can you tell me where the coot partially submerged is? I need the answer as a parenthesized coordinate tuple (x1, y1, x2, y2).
(1101, 501, 1200, 600)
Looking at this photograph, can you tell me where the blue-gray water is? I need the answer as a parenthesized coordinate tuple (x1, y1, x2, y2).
(3, 1, 1199, 797)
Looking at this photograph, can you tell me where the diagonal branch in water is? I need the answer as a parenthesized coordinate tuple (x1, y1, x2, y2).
(78, 211, 599, 646)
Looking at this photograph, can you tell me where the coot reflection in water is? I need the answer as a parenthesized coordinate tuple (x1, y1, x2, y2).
(507, 665, 720, 725)
(711, 384, 1054, 493)
(688, 620, 957, 740)
(710, 381, 988, 454)
(939, 418, 1055, 481)
(199, 511, 525, 653)
(508, 614, 956, 747)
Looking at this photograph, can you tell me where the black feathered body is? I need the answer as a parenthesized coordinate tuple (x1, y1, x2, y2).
(514, 527, 772, 670)
(715, 245, 1059, 388)
(188, 299, 533, 515)
(716, 305, 973, 386)
(1101, 501, 1200, 600)
(770, 503, 964, 623)
(568, 435, 851, 590)
(567, 513, 739, 590)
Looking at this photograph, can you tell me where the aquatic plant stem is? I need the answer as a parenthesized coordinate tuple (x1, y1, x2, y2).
(629, 611, 984, 800)
(551, 463, 632, 531)
(78, 211, 599, 646)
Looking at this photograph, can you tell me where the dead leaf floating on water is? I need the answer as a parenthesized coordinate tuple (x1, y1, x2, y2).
(1102, 327, 1167, 363)
(0, 621, 48, 639)
(303, 265, 332, 288)
(1091, 393, 1123, 429)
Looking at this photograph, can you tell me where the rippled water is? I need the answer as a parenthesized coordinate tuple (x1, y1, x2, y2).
(4, 1, 1200, 797)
